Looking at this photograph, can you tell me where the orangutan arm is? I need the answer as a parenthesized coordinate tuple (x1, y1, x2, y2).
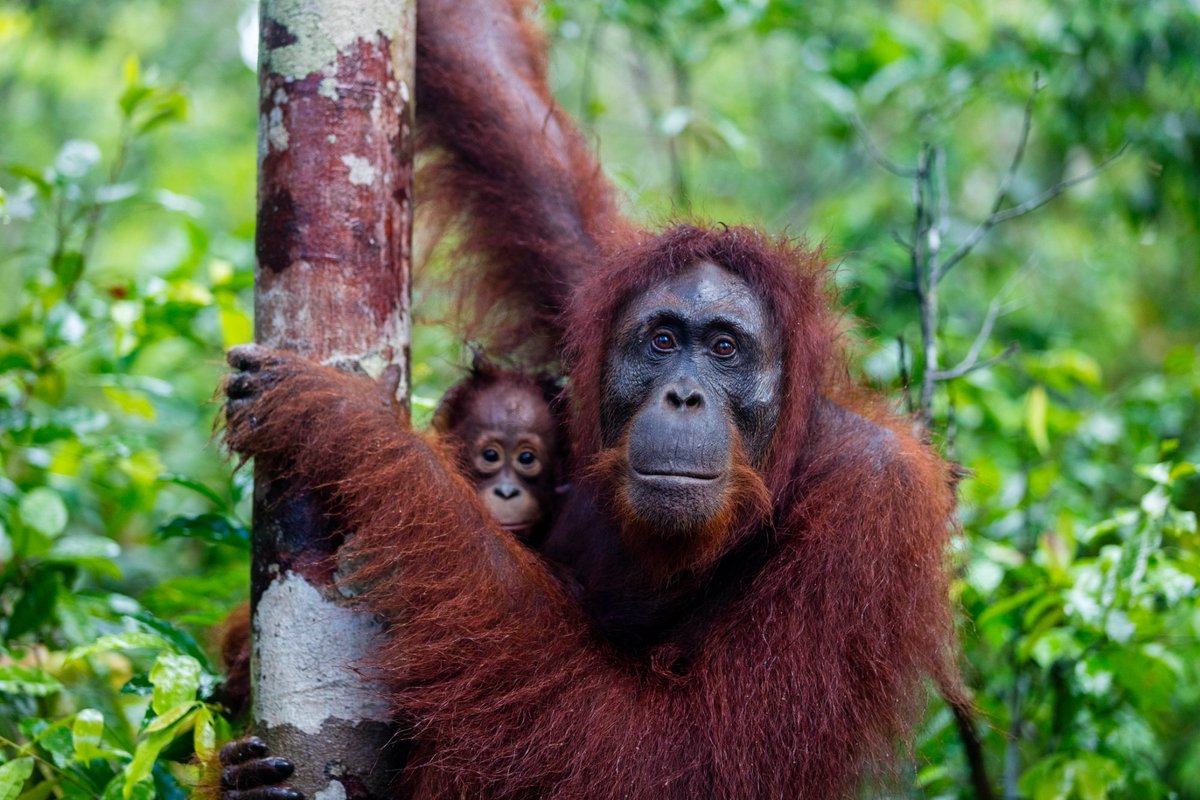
(415, 0, 631, 352)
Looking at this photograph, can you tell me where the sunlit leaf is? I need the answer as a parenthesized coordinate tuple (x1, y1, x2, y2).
(1025, 384, 1050, 454)
(19, 487, 68, 537)
(149, 654, 201, 715)
(65, 632, 168, 663)
(72, 709, 106, 761)
(0, 665, 62, 697)
(0, 757, 34, 800)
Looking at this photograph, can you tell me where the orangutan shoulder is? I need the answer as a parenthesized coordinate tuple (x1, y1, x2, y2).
(816, 397, 952, 498)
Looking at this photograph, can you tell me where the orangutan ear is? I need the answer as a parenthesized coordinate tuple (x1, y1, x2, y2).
(468, 345, 502, 382)
(432, 378, 471, 434)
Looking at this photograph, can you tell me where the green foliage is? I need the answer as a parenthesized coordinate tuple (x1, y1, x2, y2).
(1, 0, 1197, 798)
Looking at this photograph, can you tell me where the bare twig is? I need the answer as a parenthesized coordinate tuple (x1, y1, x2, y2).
(929, 293, 1008, 381)
(852, 112, 919, 178)
(931, 342, 1019, 381)
(989, 144, 1127, 226)
(897, 335, 914, 416)
(578, 11, 605, 125)
(911, 143, 941, 429)
(935, 74, 1041, 282)
(950, 693, 997, 800)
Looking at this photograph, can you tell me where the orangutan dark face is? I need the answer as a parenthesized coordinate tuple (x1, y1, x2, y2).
(601, 261, 781, 535)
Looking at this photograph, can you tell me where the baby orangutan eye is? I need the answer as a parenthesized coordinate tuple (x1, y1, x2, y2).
(517, 451, 536, 466)
(482, 448, 500, 463)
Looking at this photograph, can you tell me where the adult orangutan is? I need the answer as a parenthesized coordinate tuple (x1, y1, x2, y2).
(217, 0, 961, 797)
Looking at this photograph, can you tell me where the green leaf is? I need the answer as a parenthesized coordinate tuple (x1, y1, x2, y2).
(158, 474, 228, 511)
(976, 584, 1044, 627)
(193, 706, 216, 760)
(149, 654, 201, 715)
(3, 165, 52, 198)
(0, 664, 63, 697)
(144, 700, 199, 733)
(119, 85, 153, 118)
(156, 513, 249, 549)
(19, 487, 68, 537)
(72, 709, 105, 762)
(1025, 385, 1050, 455)
(135, 613, 213, 672)
(135, 93, 188, 135)
(6, 569, 63, 639)
(122, 54, 140, 87)
(1075, 753, 1122, 800)
(123, 706, 197, 797)
(218, 305, 253, 347)
(0, 757, 34, 800)
(66, 632, 168, 663)
(47, 535, 122, 577)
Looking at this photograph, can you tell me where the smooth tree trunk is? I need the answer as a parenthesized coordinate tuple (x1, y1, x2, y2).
(251, 0, 415, 797)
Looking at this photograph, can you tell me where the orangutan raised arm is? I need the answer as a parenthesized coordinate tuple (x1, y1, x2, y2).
(416, 0, 631, 357)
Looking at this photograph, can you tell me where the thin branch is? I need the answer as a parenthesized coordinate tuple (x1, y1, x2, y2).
(936, 74, 1040, 282)
(852, 112, 919, 178)
(949, 693, 997, 800)
(929, 294, 1004, 381)
(896, 335, 914, 416)
(930, 342, 1019, 382)
(577, 11, 605, 125)
(989, 143, 1128, 226)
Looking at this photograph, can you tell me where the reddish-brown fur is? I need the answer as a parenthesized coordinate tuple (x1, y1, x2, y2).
(416, 0, 633, 364)
(221, 1, 962, 796)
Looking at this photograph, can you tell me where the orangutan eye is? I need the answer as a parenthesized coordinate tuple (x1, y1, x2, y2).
(482, 448, 500, 463)
(517, 451, 536, 466)
(711, 336, 737, 358)
(651, 330, 677, 353)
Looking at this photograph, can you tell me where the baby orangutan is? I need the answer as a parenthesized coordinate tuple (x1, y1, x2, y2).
(432, 358, 566, 545)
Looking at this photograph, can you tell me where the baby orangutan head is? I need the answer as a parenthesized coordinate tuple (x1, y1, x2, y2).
(434, 359, 565, 545)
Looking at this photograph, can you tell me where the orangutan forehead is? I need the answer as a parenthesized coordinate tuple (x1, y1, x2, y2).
(620, 261, 771, 337)
(466, 383, 553, 435)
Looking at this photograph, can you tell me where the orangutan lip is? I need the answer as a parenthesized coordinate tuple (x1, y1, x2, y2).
(633, 469, 720, 482)
(500, 523, 533, 532)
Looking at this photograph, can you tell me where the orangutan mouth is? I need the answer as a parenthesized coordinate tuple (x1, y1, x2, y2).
(633, 469, 722, 483)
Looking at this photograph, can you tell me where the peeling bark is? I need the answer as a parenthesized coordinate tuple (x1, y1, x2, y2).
(252, 0, 415, 797)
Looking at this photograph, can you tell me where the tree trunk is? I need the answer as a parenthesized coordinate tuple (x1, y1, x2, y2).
(251, 1, 414, 797)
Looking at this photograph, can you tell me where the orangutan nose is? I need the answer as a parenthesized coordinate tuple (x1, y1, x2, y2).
(663, 382, 704, 412)
(494, 484, 521, 500)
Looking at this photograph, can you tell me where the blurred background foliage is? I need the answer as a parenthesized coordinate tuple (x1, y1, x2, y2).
(0, 0, 1196, 797)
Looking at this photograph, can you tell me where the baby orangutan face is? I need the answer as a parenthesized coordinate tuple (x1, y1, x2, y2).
(450, 381, 560, 543)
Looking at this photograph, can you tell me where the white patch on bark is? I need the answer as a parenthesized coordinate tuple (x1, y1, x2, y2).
(340, 154, 377, 186)
(262, 0, 400, 80)
(267, 106, 289, 152)
(318, 76, 339, 101)
(252, 572, 391, 735)
(314, 781, 347, 800)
